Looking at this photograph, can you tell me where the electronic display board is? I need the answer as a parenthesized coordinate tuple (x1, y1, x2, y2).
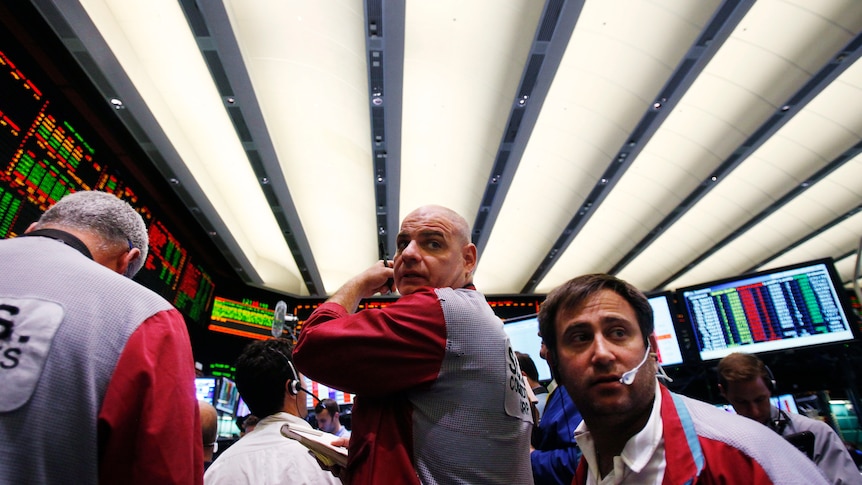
(0, 22, 215, 323)
(209, 296, 276, 339)
(304, 376, 355, 409)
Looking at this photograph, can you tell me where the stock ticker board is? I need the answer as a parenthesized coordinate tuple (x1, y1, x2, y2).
(0, 26, 214, 324)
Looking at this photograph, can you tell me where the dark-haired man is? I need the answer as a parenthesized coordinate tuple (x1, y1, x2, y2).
(539, 273, 829, 484)
(718, 352, 860, 484)
(204, 338, 340, 484)
(315, 398, 351, 439)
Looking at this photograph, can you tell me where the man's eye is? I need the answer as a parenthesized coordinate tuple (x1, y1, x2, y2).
(567, 333, 590, 343)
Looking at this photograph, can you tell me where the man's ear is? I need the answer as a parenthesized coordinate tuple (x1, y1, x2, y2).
(718, 383, 726, 399)
(463, 243, 477, 274)
(648, 333, 659, 354)
(119, 247, 141, 276)
(24, 222, 38, 234)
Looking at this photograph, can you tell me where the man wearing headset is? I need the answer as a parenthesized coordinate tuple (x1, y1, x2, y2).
(540, 273, 829, 484)
(718, 352, 861, 484)
(203, 338, 341, 485)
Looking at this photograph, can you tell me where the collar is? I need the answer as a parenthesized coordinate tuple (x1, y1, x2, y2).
(256, 411, 313, 430)
(618, 381, 663, 473)
(575, 381, 664, 484)
(21, 228, 93, 260)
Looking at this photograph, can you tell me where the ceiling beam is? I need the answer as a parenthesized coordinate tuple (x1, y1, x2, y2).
(609, 26, 862, 280)
(522, 0, 755, 293)
(744, 204, 862, 276)
(30, 0, 263, 284)
(657, 139, 862, 289)
(185, 0, 326, 295)
(365, 0, 404, 260)
(471, 0, 585, 258)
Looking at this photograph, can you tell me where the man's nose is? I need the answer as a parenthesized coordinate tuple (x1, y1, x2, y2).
(400, 240, 420, 259)
(591, 335, 615, 364)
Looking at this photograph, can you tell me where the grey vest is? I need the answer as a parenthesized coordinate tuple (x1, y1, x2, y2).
(410, 287, 535, 484)
(0, 236, 173, 484)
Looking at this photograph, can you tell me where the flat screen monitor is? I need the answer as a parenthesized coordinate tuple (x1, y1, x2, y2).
(208, 296, 277, 340)
(235, 395, 251, 417)
(677, 258, 856, 361)
(215, 377, 239, 415)
(195, 377, 217, 403)
(647, 292, 685, 366)
(303, 376, 354, 409)
(502, 315, 551, 381)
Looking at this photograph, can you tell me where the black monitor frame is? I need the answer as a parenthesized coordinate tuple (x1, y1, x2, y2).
(675, 258, 857, 362)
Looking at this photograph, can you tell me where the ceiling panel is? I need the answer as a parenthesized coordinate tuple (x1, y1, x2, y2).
(225, 0, 376, 293)
(614, 0, 862, 290)
(28, 0, 862, 299)
(483, 0, 722, 294)
(400, 0, 543, 219)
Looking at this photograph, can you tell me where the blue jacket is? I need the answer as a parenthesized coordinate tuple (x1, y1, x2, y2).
(531, 385, 583, 485)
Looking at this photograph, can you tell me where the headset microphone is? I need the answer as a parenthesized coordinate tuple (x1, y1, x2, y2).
(619, 346, 651, 385)
(271, 347, 322, 403)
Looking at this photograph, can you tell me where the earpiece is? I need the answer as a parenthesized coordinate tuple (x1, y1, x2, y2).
(285, 358, 300, 396)
(269, 345, 322, 403)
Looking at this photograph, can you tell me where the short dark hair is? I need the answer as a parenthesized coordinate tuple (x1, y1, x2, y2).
(539, 274, 653, 364)
(235, 338, 296, 418)
(314, 398, 340, 417)
(515, 351, 540, 382)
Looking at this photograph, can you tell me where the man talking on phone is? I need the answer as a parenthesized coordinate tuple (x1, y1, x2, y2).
(293, 205, 534, 485)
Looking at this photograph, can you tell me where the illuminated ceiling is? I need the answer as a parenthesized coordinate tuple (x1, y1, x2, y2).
(31, 0, 862, 297)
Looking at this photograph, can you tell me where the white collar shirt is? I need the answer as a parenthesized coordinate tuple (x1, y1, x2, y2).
(204, 412, 342, 485)
(575, 381, 666, 485)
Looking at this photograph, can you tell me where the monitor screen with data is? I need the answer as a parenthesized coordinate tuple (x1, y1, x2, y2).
(678, 259, 855, 361)
(647, 292, 685, 366)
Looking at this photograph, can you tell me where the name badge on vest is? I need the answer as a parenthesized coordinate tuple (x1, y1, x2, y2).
(0, 297, 64, 412)
(504, 342, 534, 423)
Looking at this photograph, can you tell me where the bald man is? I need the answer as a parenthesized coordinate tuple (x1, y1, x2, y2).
(294, 205, 534, 484)
(199, 400, 218, 469)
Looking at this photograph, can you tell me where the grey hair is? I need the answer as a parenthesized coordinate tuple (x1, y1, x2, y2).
(35, 191, 149, 276)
